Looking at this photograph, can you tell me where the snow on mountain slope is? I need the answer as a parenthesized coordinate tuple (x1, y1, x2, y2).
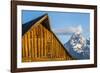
(64, 32, 90, 59)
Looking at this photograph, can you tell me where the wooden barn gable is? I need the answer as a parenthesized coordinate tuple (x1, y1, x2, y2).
(22, 14, 73, 62)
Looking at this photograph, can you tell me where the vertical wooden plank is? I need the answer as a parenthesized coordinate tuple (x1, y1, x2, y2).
(48, 30, 51, 58)
(33, 28, 35, 58)
(36, 28, 38, 58)
(41, 26, 43, 58)
(46, 29, 49, 58)
(53, 36, 55, 58)
(56, 40, 58, 59)
(57, 40, 59, 58)
(22, 36, 25, 58)
(63, 49, 66, 59)
(55, 38, 57, 58)
(40, 24, 43, 58)
(51, 34, 53, 59)
(36, 26, 39, 58)
(58, 43, 60, 59)
(29, 31, 31, 61)
(46, 30, 48, 58)
(27, 32, 30, 61)
(22, 36, 24, 59)
(52, 34, 55, 59)
(38, 38, 41, 58)
(44, 28, 47, 57)
(59, 45, 62, 59)
(40, 25, 42, 58)
(55, 38, 57, 59)
(27, 33, 29, 60)
(51, 33, 53, 59)
(24, 35, 26, 61)
(22, 37, 24, 58)
(34, 27, 37, 58)
(57, 40, 59, 59)
(49, 32, 52, 59)
(25, 34, 28, 60)
(61, 47, 63, 60)
(61, 46, 64, 59)
(39, 25, 41, 58)
(59, 45, 61, 59)
(60, 45, 62, 59)
(61, 45, 63, 60)
(57, 41, 60, 58)
(23, 36, 26, 58)
(38, 25, 41, 58)
(30, 31, 33, 61)
(53, 34, 55, 59)
(61, 46, 64, 58)
(57, 41, 59, 59)
(43, 26, 45, 57)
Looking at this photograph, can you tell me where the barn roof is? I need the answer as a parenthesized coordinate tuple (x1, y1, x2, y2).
(22, 14, 51, 36)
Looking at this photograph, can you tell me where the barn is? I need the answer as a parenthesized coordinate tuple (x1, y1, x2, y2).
(22, 14, 73, 62)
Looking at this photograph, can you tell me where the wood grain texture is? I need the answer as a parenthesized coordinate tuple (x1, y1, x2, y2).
(22, 15, 72, 62)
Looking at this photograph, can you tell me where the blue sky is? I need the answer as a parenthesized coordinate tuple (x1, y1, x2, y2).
(22, 10, 90, 44)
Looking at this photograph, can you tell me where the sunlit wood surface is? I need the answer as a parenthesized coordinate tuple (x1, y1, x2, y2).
(22, 15, 72, 62)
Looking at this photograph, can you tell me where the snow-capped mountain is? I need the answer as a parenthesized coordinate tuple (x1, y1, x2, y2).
(64, 32, 90, 59)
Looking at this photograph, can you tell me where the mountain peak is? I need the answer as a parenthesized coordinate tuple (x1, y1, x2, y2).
(70, 32, 85, 53)
(64, 32, 90, 59)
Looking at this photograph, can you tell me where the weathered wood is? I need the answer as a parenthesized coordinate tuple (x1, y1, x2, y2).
(25, 34, 28, 58)
(22, 15, 72, 62)
(22, 36, 25, 58)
